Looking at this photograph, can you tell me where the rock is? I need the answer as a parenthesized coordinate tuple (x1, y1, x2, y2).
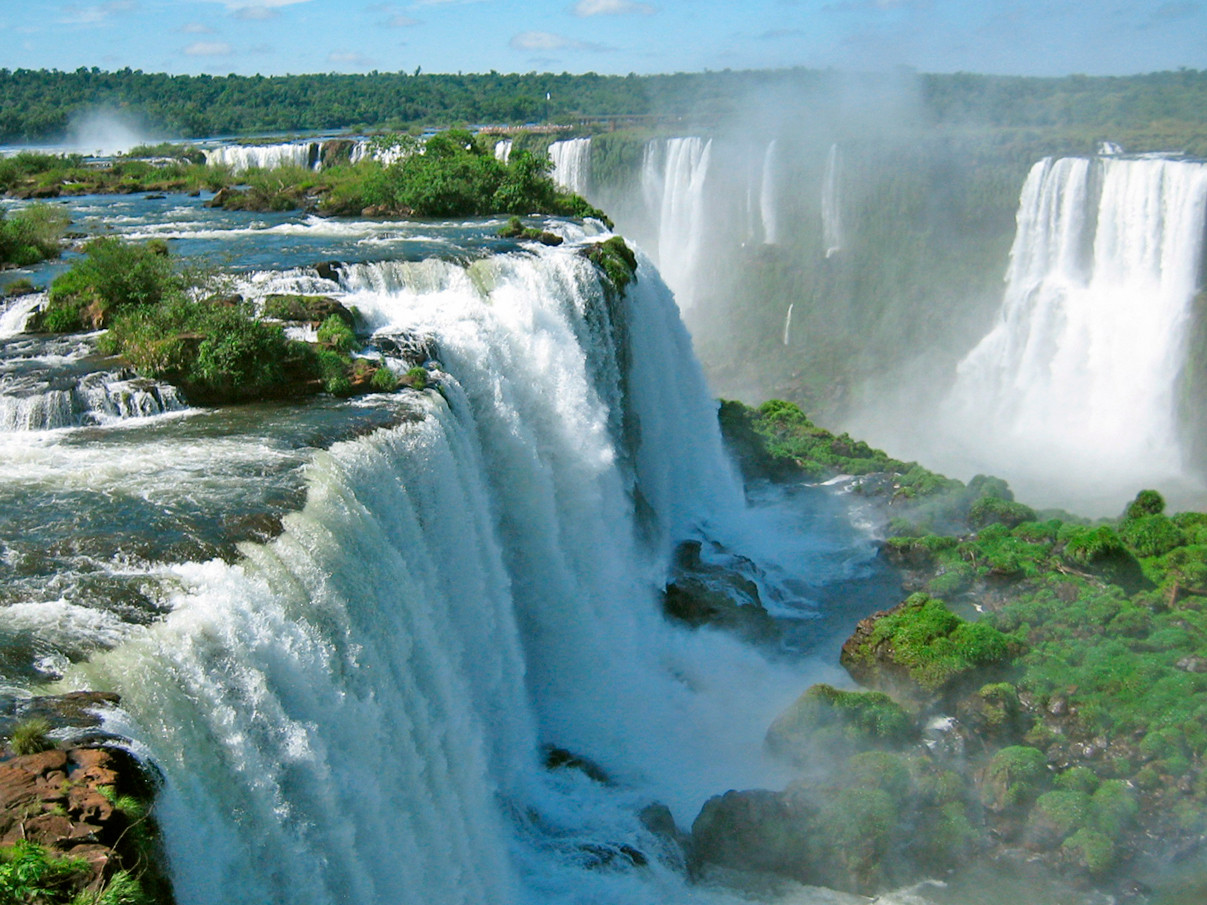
(262, 293, 356, 328)
(544, 746, 610, 784)
(840, 593, 1012, 707)
(314, 261, 341, 283)
(690, 789, 814, 881)
(0, 745, 173, 901)
(765, 683, 914, 765)
(204, 186, 242, 208)
(663, 540, 781, 644)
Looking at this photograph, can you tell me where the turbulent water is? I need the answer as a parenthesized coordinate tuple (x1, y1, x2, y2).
(204, 142, 321, 173)
(0, 192, 898, 904)
(944, 155, 1207, 509)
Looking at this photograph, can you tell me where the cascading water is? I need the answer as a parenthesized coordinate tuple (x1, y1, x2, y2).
(821, 144, 843, 258)
(494, 139, 513, 163)
(548, 138, 591, 194)
(759, 140, 780, 246)
(639, 137, 712, 313)
(0, 225, 881, 905)
(204, 142, 320, 173)
(946, 154, 1207, 505)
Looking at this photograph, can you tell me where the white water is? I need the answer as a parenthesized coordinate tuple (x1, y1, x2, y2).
(495, 139, 514, 164)
(639, 138, 713, 313)
(205, 143, 319, 173)
(947, 155, 1207, 505)
(821, 144, 843, 258)
(63, 242, 845, 905)
(760, 140, 780, 246)
(549, 138, 592, 194)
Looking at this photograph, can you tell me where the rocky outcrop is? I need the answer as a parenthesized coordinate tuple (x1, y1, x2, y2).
(262, 293, 357, 328)
(1, 693, 173, 903)
(663, 540, 780, 644)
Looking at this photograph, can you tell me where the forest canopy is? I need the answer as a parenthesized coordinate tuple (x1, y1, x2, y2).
(1, 67, 1205, 146)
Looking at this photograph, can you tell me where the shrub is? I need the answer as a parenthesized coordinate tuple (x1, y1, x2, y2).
(0, 203, 69, 266)
(1062, 827, 1115, 876)
(0, 841, 90, 904)
(371, 365, 398, 392)
(39, 238, 181, 332)
(316, 314, 357, 355)
(984, 745, 1049, 808)
(8, 718, 54, 755)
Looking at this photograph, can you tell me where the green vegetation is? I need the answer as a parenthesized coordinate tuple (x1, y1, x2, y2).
(7, 718, 54, 756)
(765, 683, 913, 763)
(0, 841, 89, 904)
(0, 203, 68, 267)
(0, 68, 1203, 149)
(582, 235, 637, 297)
(842, 593, 1014, 696)
(33, 237, 178, 332)
(31, 238, 398, 404)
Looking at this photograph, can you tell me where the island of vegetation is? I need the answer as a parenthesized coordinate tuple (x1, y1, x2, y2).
(690, 398, 1207, 901)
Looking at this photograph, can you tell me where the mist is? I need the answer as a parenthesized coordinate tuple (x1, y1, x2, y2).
(578, 70, 1207, 516)
(61, 107, 158, 156)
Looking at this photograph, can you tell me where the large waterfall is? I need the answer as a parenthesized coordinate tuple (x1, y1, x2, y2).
(946, 155, 1207, 503)
(10, 233, 862, 905)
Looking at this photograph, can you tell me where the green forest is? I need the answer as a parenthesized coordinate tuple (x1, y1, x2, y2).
(1, 66, 1205, 146)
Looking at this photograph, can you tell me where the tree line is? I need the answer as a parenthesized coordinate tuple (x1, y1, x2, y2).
(1, 66, 1205, 146)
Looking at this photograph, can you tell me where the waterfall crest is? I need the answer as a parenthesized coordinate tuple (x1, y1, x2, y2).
(204, 142, 320, 173)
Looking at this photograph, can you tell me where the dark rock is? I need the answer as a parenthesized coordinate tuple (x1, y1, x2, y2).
(663, 540, 780, 644)
(544, 746, 610, 784)
(314, 261, 341, 283)
(689, 789, 814, 881)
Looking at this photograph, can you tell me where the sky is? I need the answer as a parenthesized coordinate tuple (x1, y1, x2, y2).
(0, 0, 1204, 78)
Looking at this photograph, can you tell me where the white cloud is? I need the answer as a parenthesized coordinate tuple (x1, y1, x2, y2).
(510, 30, 609, 52)
(57, 1, 138, 27)
(386, 13, 418, 25)
(180, 22, 213, 33)
(202, 0, 312, 18)
(328, 51, 373, 66)
(572, 0, 654, 16)
(184, 41, 233, 55)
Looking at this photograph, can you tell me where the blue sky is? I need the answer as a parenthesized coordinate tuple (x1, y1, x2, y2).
(1, 0, 1203, 77)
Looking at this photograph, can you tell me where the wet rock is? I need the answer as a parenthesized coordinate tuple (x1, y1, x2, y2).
(663, 540, 781, 644)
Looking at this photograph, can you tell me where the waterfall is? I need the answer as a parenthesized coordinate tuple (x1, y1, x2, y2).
(760, 139, 780, 246)
(821, 143, 843, 258)
(640, 137, 713, 312)
(548, 138, 591, 194)
(948, 155, 1207, 493)
(782, 303, 794, 347)
(204, 142, 320, 173)
(494, 139, 513, 164)
(68, 242, 811, 905)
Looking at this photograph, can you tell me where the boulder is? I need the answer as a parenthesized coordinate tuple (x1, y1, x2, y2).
(663, 540, 780, 644)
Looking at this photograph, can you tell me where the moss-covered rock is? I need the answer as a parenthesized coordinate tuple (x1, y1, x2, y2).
(981, 745, 1049, 811)
(765, 684, 914, 764)
(840, 593, 1015, 704)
